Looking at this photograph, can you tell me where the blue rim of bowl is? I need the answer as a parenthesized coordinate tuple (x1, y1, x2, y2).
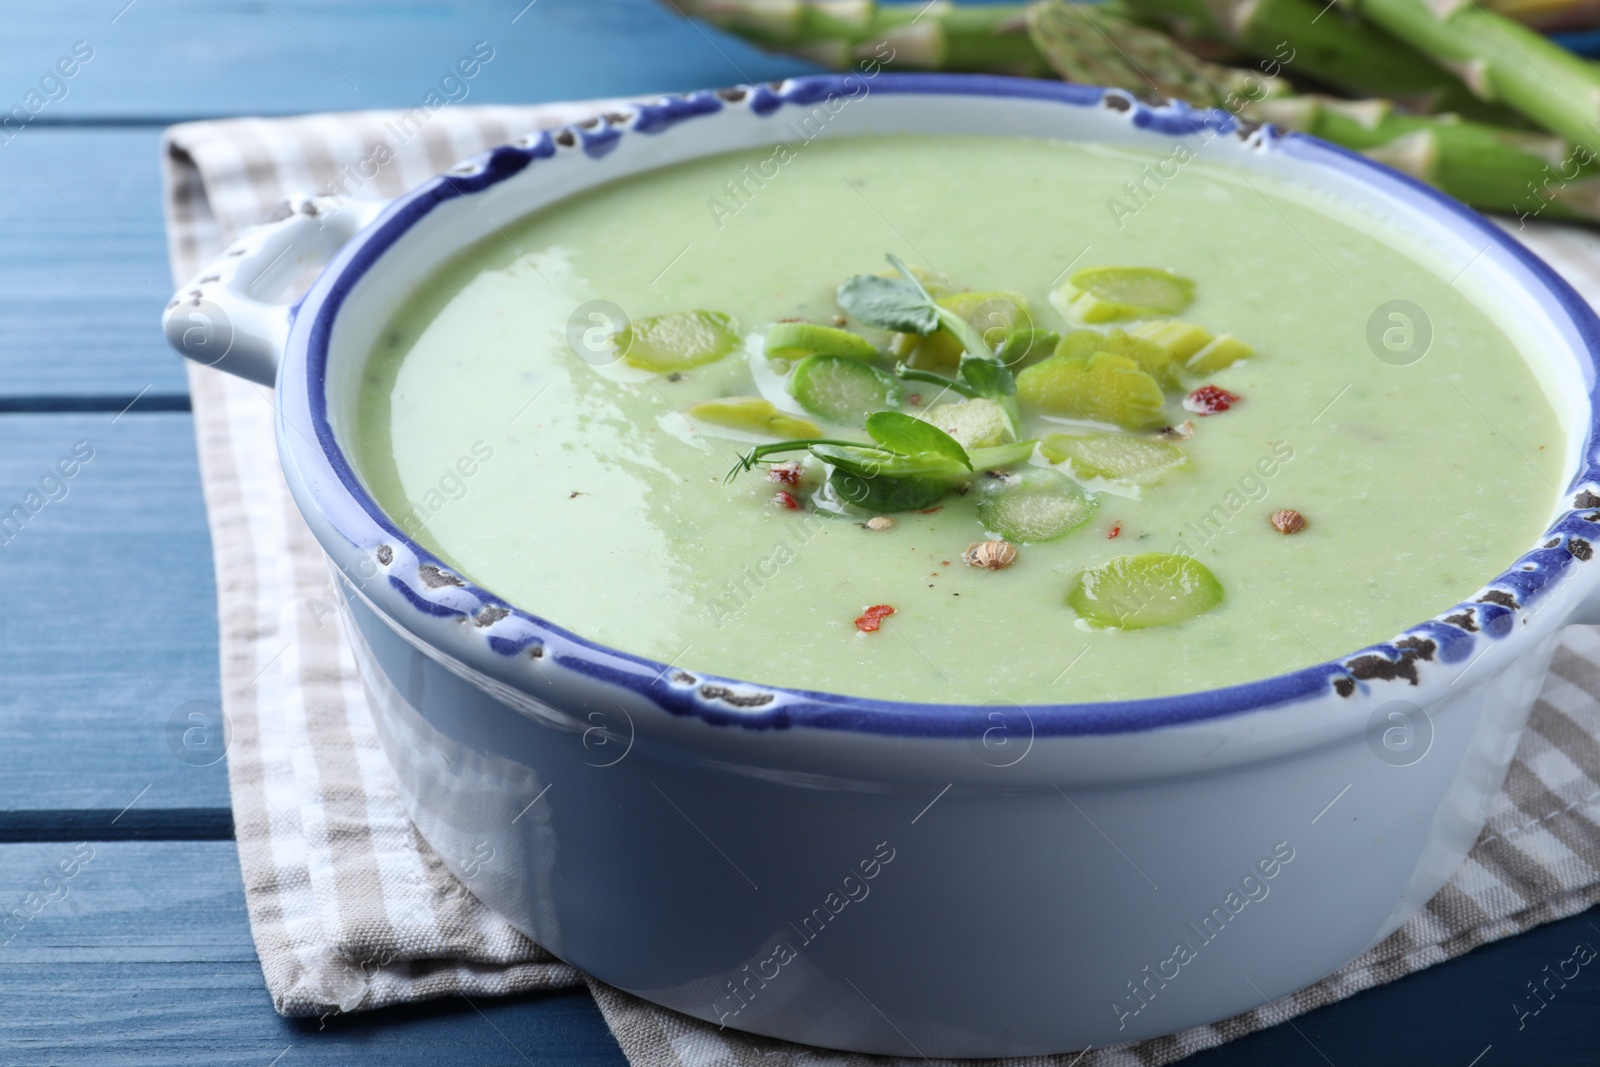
(284, 72, 1600, 738)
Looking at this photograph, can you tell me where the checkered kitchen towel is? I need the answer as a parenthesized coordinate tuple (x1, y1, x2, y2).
(163, 97, 1600, 1064)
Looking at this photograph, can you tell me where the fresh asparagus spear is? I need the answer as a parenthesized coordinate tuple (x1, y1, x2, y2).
(1026, 0, 1600, 221)
(663, 0, 1600, 222)
(1245, 96, 1599, 223)
(669, 0, 1053, 74)
(1121, 0, 1514, 122)
(1024, 0, 1289, 103)
(1343, 0, 1600, 150)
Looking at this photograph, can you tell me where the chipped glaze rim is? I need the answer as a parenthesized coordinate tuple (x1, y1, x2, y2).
(280, 72, 1600, 738)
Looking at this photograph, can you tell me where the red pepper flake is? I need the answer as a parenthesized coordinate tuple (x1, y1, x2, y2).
(907, 393, 923, 407)
(1108, 522, 1122, 539)
(771, 490, 800, 511)
(1183, 385, 1240, 416)
(855, 604, 896, 633)
(768, 462, 802, 486)
(917, 506, 943, 515)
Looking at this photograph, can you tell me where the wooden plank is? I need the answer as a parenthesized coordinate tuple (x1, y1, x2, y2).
(0, 128, 187, 397)
(0, 839, 1596, 1063)
(0, 0, 818, 122)
(0, 841, 626, 1065)
(0, 2, 813, 400)
(1193, 916, 1600, 1067)
(0, 808, 230, 842)
(0, 8, 812, 400)
(0, 396, 188, 413)
(0, 413, 224, 812)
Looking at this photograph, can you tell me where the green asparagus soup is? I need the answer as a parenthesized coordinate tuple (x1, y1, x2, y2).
(352, 134, 1562, 704)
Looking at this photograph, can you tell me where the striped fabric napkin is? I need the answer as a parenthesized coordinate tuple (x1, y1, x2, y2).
(162, 98, 1600, 1066)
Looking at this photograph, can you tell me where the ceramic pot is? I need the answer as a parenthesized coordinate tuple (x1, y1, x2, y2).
(163, 74, 1600, 1056)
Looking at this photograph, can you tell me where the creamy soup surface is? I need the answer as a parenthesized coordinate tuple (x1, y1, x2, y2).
(353, 135, 1563, 704)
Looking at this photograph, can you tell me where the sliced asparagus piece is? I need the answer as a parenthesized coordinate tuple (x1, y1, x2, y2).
(1067, 552, 1224, 629)
(978, 467, 1099, 542)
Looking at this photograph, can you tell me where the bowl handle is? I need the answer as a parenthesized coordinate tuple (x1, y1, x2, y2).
(162, 194, 389, 386)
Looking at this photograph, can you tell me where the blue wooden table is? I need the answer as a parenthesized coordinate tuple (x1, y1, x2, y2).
(4, 1, 1599, 1062)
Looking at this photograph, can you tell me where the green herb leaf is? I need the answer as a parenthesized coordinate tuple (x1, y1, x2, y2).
(996, 327, 1060, 368)
(958, 355, 1016, 399)
(811, 440, 1036, 481)
(894, 362, 981, 400)
(864, 411, 972, 469)
(887, 259, 1000, 360)
(828, 468, 950, 513)
(886, 254, 937, 300)
(836, 274, 939, 335)
(932, 304, 997, 361)
(961, 356, 1022, 441)
(724, 438, 879, 483)
(811, 444, 966, 480)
